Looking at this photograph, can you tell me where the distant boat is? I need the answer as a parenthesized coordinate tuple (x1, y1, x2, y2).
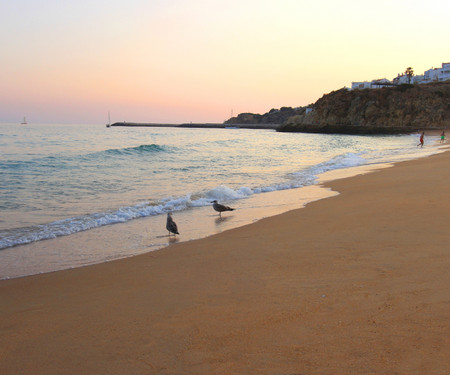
(21, 117, 27, 124)
(106, 111, 111, 127)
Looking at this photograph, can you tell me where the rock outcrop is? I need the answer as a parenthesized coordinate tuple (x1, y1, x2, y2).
(224, 107, 303, 126)
(277, 81, 450, 134)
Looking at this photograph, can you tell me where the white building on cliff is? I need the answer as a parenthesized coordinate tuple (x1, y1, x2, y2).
(351, 78, 392, 90)
(423, 63, 450, 83)
(351, 62, 450, 89)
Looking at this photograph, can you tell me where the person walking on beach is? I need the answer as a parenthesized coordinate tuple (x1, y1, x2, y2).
(440, 131, 445, 143)
(417, 132, 424, 148)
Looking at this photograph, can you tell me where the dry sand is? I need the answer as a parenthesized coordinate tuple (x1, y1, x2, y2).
(1, 149, 449, 375)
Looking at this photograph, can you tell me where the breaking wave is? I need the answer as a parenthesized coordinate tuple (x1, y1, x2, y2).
(0, 151, 367, 250)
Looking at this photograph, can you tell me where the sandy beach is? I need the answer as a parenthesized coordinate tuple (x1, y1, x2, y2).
(1, 148, 449, 374)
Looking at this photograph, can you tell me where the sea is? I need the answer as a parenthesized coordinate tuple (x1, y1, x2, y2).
(0, 123, 443, 279)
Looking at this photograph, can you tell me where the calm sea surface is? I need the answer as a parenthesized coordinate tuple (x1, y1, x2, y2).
(0, 123, 440, 278)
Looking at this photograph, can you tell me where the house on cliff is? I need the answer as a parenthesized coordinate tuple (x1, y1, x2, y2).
(351, 62, 450, 89)
(423, 63, 450, 83)
(351, 78, 392, 90)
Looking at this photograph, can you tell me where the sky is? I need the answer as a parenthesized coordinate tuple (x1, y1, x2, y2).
(1, 0, 449, 124)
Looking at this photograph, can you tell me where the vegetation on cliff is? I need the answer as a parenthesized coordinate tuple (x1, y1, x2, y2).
(224, 106, 304, 126)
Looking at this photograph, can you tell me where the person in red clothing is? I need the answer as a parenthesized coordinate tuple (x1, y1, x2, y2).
(417, 132, 424, 148)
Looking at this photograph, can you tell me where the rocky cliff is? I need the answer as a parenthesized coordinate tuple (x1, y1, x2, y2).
(277, 81, 450, 134)
(224, 106, 303, 126)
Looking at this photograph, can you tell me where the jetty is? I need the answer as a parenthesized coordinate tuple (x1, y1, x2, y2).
(110, 122, 280, 130)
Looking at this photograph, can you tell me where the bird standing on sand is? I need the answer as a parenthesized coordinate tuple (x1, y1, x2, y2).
(211, 200, 235, 217)
(166, 213, 179, 236)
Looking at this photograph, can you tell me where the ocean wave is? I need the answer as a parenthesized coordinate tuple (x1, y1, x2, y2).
(306, 152, 366, 175)
(251, 152, 366, 193)
(0, 152, 368, 250)
(0, 159, 39, 170)
(104, 144, 170, 155)
(0, 185, 255, 249)
(0, 144, 171, 173)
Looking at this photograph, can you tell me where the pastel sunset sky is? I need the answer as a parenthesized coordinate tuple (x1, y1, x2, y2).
(1, 0, 449, 124)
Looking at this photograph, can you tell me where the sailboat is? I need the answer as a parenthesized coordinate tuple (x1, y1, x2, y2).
(106, 111, 111, 127)
(21, 116, 27, 124)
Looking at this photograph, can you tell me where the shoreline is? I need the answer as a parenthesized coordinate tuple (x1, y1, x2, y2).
(0, 176, 341, 280)
(0, 137, 445, 281)
(1, 148, 449, 374)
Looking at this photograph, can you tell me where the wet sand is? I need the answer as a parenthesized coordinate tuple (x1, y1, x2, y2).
(1, 149, 449, 374)
(0, 184, 339, 280)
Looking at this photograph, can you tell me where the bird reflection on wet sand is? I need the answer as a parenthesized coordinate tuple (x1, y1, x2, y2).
(215, 216, 232, 225)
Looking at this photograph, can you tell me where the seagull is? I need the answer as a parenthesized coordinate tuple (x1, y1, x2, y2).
(166, 213, 179, 236)
(211, 200, 235, 217)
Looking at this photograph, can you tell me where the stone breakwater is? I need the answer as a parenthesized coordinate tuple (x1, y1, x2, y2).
(110, 122, 280, 129)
